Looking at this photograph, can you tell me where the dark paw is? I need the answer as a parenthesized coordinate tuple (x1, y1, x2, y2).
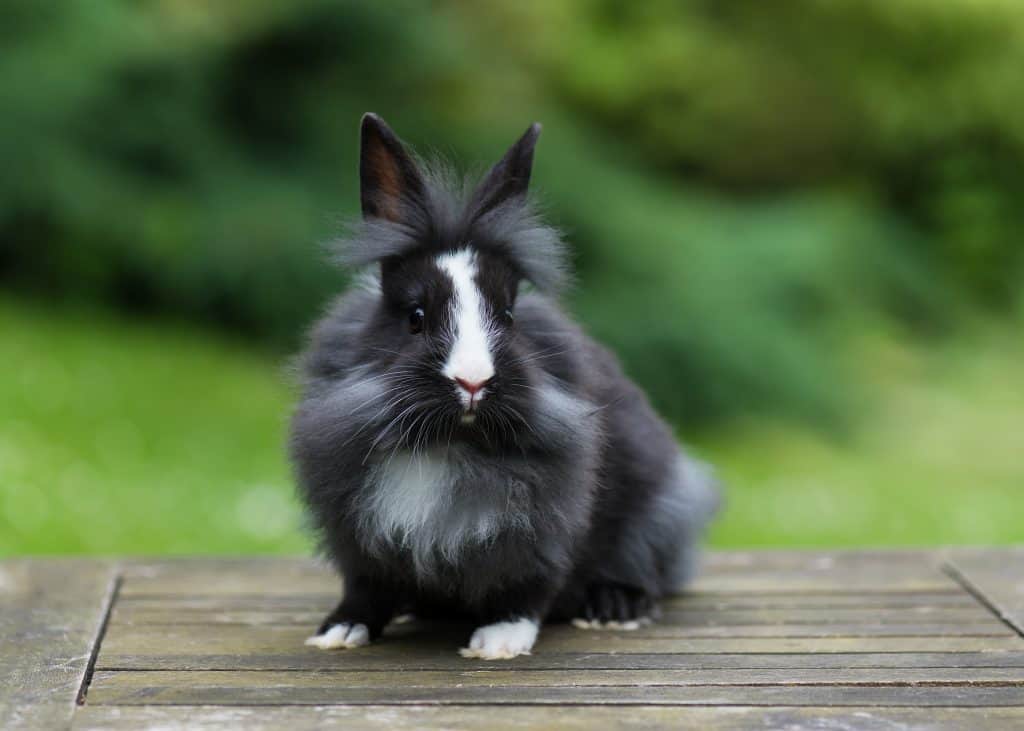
(572, 583, 658, 630)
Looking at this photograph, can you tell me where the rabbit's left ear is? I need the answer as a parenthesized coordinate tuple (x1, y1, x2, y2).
(470, 123, 542, 216)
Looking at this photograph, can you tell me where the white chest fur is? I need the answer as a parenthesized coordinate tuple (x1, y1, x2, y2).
(358, 450, 517, 575)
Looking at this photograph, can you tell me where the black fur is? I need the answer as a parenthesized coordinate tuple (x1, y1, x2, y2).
(290, 114, 720, 650)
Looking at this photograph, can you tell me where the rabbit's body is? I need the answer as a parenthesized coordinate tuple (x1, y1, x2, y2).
(291, 115, 719, 659)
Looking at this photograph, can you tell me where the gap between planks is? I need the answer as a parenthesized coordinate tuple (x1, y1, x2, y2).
(943, 559, 1024, 639)
(75, 573, 123, 706)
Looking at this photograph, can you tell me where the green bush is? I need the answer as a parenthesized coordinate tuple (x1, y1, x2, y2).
(1, 0, 1017, 428)
(466, 0, 1024, 303)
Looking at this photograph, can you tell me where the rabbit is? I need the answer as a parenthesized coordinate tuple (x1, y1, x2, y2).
(290, 113, 721, 660)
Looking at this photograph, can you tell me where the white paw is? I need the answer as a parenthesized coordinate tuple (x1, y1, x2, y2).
(304, 622, 370, 650)
(571, 617, 650, 631)
(459, 618, 538, 660)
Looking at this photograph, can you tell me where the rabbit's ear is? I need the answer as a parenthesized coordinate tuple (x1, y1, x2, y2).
(360, 113, 426, 223)
(471, 123, 542, 216)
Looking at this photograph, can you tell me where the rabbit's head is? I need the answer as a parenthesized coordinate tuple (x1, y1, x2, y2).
(335, 114, 570, 446)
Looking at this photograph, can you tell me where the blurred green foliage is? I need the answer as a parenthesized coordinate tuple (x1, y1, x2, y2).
(3, 297, 1021, 552)
(0, 296, 304, 554)
(479, 0, 1024, 301)
(2, 0, 1023, 433)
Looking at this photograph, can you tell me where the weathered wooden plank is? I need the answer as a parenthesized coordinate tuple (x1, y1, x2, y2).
(701, 549, 941, 570)
(82, 679, 1024, 706)
(86, 666, 1024, 705)
(95, 621, 1024, 665)
(106, 606, 1012, 635)
(691, 550, 956, 593)
(94, 650, 1024, 673)
(109, 605, 996, 628)
(552, 622, 1015, 638)
(5, 553, 1018, 728)
(118, 558, 336, 597)
(70, 705, 1024, 731)
(690, 570, 955, 593)
(667, 591, 974, 608)
(946, 547, 1024, 637)
(0, 559, 118, 730)
(116, 551, 958, 597)
(674, 601, 987, 618)
(116, 590, 978, 610)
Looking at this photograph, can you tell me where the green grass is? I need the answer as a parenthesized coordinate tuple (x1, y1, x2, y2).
(0, 297, 308, 554)
(697, 322, 1024, 547)
(1, 296, 1020, 554)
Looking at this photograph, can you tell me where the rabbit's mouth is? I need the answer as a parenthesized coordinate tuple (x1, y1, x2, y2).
(460, 399, 481, 425)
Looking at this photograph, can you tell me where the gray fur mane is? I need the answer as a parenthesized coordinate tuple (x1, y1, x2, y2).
(331, 161, 570, 293)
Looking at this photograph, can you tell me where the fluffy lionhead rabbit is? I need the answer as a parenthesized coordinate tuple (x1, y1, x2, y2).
(290, 114, 720, 660)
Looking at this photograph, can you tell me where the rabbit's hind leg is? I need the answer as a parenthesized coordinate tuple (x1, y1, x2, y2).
(569, 582, 659, 631)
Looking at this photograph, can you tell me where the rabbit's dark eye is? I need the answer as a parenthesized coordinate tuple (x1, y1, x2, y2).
(409, 307, 425, 335)
(503, 308, 514, 325)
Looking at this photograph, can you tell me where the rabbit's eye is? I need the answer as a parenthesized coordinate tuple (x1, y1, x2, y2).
(503, 308, 514, 325)
(409, 307, 425, 335)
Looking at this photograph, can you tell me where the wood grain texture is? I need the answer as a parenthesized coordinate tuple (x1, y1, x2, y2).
(116, 551, 960, 596)
(946, 547, 1024, 637)
(94, 620, 1024, 663)
(109, 605, 997, 627)
(117, 558, 336, 597)
(4, 550, 1021, 729)
(94, 651, 1024, 673)
(86, 666, 1024, 705)
(114, 590, 979, 610)
(0, 559, 118, 730)
(83, 680, 1024, 707)
(74, 705, 1024, 731)
(691, 550, 958, 592)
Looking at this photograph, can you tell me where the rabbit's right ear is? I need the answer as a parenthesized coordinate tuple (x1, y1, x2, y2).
(359, 113, 426, 223)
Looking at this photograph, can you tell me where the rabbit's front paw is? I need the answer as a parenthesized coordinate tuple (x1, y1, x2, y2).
(459, 618, 538, 660)
(304, 622, 370, 650)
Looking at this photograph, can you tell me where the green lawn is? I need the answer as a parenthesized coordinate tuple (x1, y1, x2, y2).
(1, 297, 1020, 554)
(0, 297, 307, 554)
(698, 323, 1024, 547)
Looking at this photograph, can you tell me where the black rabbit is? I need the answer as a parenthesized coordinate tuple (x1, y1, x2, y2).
(290, 114, 720, 659)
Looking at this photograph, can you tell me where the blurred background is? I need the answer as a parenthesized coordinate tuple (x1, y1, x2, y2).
(2, 0, 1022, 555)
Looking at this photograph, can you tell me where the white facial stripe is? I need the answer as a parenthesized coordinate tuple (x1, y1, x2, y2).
(437, 250, 495, 396)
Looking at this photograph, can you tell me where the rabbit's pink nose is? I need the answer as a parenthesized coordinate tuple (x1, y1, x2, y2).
(455, 377, 489, 396)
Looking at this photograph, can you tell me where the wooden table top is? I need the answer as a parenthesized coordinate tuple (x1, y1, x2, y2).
(3, 548, 1023, 730)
